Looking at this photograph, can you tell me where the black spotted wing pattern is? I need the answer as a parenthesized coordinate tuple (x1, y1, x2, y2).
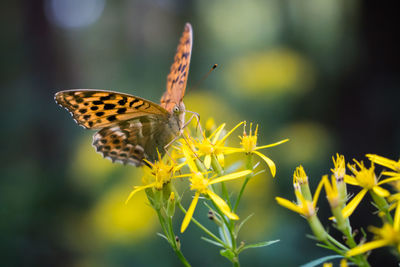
(55, 90, 168, 129)
(92, 116, 172, 166)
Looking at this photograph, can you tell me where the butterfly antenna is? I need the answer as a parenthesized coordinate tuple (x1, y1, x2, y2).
(190, 64, 218, 91)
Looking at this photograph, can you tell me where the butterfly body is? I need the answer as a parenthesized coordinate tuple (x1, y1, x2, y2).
(55, 23, 192, 166)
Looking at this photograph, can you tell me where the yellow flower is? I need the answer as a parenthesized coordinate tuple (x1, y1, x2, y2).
(346, 203, 400, 257)
(275, 178, 324, 218)
(340, 259, 348, 267)
(125, 152, 181, 204)
(225, 122, 289, 177)
(293, 165, 308, 185)
(180, 145, 251, 233)
(322, 175, 341, 209)
(342, 160, 399, 218)
(331, 153, 346, 180)
(323, 263, 332, 267)
(367, 154, 400, 179)
(191, 121, 244, 169)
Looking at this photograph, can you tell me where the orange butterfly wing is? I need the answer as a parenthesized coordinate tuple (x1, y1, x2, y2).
(160, 23, 193, 112)
(55, 89, 168, 129)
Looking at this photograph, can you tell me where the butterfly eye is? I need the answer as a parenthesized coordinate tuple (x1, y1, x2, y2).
(173, 106, 180, 113)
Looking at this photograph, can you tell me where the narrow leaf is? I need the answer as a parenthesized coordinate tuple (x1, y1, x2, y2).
(300, 255, 343, 267)
(241, 239, 280, 251)
(156, 233, 169, 242)
(235, 213, 254, 236)
(201, 237, 224, 247)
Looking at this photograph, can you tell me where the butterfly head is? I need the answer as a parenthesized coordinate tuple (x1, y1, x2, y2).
(172, 102, 186, 132)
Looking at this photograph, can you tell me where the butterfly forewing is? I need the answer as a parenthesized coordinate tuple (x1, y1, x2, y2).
(161, 23, 193, 112)
(55, 90, 168, 129)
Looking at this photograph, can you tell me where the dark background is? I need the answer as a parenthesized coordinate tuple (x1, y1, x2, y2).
(1, 0, 399, 266)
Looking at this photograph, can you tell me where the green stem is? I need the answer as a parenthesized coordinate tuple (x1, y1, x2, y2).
(173, 247, 191, 267)
(209, 197, 238, 260)
(370, 190, 393, 224)
(326, 234, 348, 251)
(156, 209, 191, 267)
(233, 155, 253, 213)
(156, 209, 171, 241)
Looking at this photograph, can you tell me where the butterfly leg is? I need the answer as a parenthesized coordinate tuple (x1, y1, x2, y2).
(182, 111, 201, 133)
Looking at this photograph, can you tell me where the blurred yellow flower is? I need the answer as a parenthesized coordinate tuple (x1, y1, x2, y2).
(293, 165, 308, 185)
(331, 153, 346, 180)
(322, 175, 342, 209)
(89, 184, 156, 244)
(225, 49, 314, 96)
(367, 154, 400, 179)
(346, 204, 400, 257)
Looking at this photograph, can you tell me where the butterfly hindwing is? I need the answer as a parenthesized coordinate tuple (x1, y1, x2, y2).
(55, 90, 169, 129)
(161, 23, 193, 112)
(92, 116, 172, 166)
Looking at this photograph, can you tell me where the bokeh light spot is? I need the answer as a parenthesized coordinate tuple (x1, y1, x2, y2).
(45, 0, 105, 29)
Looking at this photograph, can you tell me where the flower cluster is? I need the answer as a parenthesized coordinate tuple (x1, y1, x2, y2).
(126, 119, 288, 266)
(276, 153, 400, 266)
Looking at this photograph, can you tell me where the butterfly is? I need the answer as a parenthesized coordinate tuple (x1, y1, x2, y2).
(55, 23, 193, 166)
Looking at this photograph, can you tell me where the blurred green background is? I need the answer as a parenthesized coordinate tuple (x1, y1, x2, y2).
(1, 0, 399, 266)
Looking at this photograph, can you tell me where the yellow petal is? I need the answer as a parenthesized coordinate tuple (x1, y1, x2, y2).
(209, 170, 251, 185)
(181, 193, 200, 233)
(218, 121, 245, 144)
(182, 145, 198, 172)
(217, 152, 225, 167)
(342, 188, 368, 218)
(313, 175, 326, 208)
(346, 239, 390, 257)
(394, 201, 400, 231)
(125, 183, 155, 204)
(366, 154, 399, 170)
(204, 155, 211, 169)
(372, 186, 390, 197)
(210, 123, 226, 143)
(377, 176, 400, 185)
(344, 175, 359, 186)
(208, 190, 239, 220)
(253, 151, 276, 177)
(275, 197, 303, 215)
(381, 171, 400, 177)
(254, 138, 290, 150)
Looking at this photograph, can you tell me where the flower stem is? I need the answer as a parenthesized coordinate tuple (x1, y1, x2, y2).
(233, 154, 253, 213)
(370, 190, 393, 224)
(156, 209, 191, 267)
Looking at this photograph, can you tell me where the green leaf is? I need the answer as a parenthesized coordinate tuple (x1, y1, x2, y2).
(156, 233, 169, 242)
(235, 213, 254, 236)
(220, 249, 236, 262)
(300, 255, 343, 267)
(201, 237, 224, 247)
(240, 239, 279, 252)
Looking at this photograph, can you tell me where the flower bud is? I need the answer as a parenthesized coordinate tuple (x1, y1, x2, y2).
(166, 192, 176, 217)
